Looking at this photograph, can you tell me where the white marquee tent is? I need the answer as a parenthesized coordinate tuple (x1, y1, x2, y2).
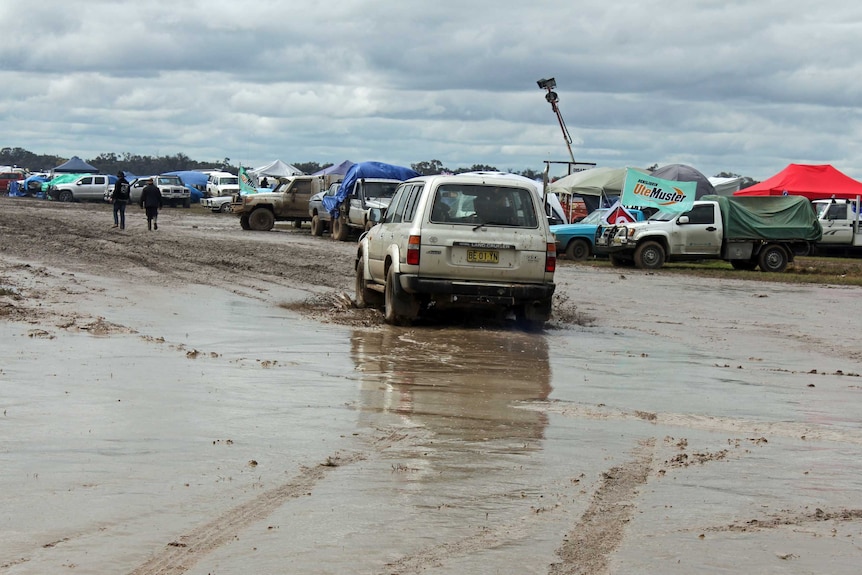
(250, 160, 303, 179)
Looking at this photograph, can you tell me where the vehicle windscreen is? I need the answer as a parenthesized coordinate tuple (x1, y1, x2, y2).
(220, 177, 239, 186)
(364, 182, 399, 199)
(648, 208, 678, 222)
(158, 177, 182, 186)
(429, 184, 539, 228)
(578, 209, 608, 225)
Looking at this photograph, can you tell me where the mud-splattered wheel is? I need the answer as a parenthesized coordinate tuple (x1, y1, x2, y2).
(566, 239, 590, 261)
(355, 257, 383, 309)
(248, 208, 275, 231)
(384, 268, 418, 325)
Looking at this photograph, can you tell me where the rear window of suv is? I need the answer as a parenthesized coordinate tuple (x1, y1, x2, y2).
(429, 184, 538, 228)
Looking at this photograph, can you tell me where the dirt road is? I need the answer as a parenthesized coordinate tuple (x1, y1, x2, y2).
(2, 196, 862, 574)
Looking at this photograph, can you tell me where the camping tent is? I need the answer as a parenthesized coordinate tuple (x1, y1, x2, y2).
(54, 156, 99, 173)
(651, 164, 715, 199)
(250, 160, 303, 178)
(547, 166, 647, 214)
(708, 176, 743, 196)
(733, 164, 862, 201)
(312, 160, 355, 176)
(547, 166, 646, 197)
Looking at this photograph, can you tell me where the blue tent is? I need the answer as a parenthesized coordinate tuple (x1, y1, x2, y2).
(163, 171, 209, 203)
(54, 156, 99, 173)
(322, 161, 419, 215)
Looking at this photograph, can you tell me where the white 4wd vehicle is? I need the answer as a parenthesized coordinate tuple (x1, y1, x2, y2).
(355, 174, 557, 328)
(206, 171, 240, 197)
(129, 175, 191, 207)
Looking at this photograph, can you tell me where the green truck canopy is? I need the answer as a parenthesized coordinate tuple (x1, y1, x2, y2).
(702, 195, 822, 242)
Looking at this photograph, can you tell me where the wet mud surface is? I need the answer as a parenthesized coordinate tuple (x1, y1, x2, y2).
(1, 197, 862, 574)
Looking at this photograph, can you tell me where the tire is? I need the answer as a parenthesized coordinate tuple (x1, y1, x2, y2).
(248, 208, 275, 231)
(293, 220, 303, 229)
(565, 238, 590, 261)
(219, 202, 231, 213)
(634, 241, 665, 270)
(354, 258, 383, 309)
(311, 215, 324, 236)
(384, 268, 418, 325)
(791, 242, 811, 256)
(515, 300, 551, 332)
(183, 198, 191, 209)
(58, 190, 74, 202)
(332, 215, 349, 242)
(240, 214, 251, 230)
(758, 244, 789, 273)
(731, 260, 758, 271)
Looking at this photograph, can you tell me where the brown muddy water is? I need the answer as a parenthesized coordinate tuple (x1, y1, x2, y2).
(2, 267, 862, 574)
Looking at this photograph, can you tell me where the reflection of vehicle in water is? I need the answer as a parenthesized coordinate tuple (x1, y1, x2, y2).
(350, 328, 551, 452)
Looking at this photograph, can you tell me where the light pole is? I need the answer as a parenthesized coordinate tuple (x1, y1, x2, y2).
(537, 77, 576, 164)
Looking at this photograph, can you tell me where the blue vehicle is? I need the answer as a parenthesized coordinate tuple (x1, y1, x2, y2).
(551, 207, 645, 260)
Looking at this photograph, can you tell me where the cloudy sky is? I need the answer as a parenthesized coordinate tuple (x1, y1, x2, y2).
(2, 0, 862, 180)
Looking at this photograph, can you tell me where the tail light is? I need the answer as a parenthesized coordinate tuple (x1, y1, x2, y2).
(406, 235, 421, 265)
(545, 242, 556, 273)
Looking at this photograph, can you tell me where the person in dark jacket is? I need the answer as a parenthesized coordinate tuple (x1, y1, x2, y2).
(139, 178, 163, 230)
(111, 171, 130, 229)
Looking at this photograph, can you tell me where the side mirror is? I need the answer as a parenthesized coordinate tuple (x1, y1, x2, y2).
(677, 215, 690, 224)
(368, 207, 384, 223)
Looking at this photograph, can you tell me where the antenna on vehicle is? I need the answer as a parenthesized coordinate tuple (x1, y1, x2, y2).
(537, 77, 576, 164)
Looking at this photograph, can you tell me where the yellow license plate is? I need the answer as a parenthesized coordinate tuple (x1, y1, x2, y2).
(467, 250, 499, 263)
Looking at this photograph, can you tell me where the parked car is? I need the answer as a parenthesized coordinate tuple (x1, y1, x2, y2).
(128, 175, 191, 207)
(205, 171, 240, 198)
(354, 173, 557, 329)
(308, 182, 340, 236)
(550, 207, 646, 260)
(0, 171, 25, 193)
(47, 174, 111, 202)
(201, 195, 234, 212)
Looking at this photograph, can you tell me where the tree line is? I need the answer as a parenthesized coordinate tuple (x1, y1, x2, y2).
(0, 147, 544, 179)
(1, 147, 752, 186)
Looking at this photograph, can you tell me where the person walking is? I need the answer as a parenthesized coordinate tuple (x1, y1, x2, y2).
(139, 178, 163, 230)
(111, 171, 130, 229)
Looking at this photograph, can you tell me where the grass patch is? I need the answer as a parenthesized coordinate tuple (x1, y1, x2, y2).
(569, 256, 862, 287)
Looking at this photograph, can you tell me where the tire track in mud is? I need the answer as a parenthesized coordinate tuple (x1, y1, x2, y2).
(126, 448, 369, 575)
(378, 439, 656, 575)
(548, 438, 655, 575)
(529, 400, 862, 446)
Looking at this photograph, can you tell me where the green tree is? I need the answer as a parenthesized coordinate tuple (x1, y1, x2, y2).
(411, 160, 445, 175)
(294, 162, 330, 175)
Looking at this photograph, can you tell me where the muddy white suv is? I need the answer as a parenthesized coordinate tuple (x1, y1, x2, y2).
(354, 173, 557, 328)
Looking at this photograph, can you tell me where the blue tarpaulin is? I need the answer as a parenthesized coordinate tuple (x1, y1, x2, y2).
(322, 161, 419, 216)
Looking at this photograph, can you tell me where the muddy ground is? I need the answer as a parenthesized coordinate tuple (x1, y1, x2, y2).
(1, 196, 861, 574)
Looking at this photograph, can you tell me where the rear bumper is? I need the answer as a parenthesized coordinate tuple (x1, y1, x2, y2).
(401, 276, 555, 305)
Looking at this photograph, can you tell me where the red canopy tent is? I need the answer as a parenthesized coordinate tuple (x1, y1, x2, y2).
(734, 164, 862, 201)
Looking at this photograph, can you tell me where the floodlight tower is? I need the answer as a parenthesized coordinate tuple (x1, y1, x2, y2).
(537, 77, 575, 163)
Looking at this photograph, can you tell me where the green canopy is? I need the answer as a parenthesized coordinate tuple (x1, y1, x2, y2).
(703, 195, 822, 242)
(41, 173, 88, 191)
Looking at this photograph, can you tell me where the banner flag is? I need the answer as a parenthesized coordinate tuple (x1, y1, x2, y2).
(238, 167, 257, 195)
(620, 168, 696, 213)
(601, 200, 638, 225)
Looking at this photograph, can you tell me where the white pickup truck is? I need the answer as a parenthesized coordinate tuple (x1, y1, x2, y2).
(812, 198, 862, 254)
(595, 195, 822, 272)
